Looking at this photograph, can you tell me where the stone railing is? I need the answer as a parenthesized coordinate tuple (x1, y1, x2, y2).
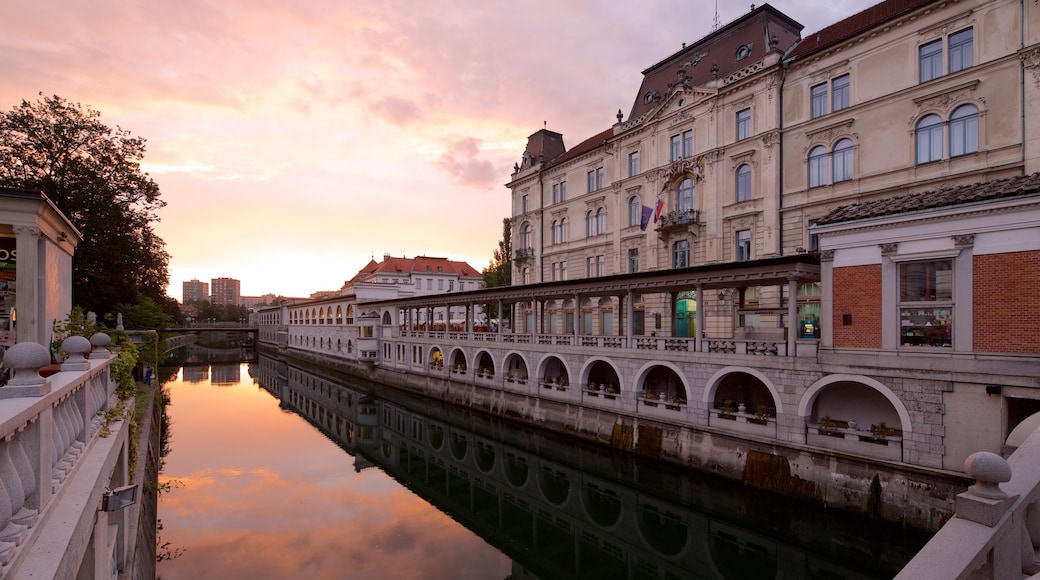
(896, 427, 1040, 579)
(0, 334, 132, 578)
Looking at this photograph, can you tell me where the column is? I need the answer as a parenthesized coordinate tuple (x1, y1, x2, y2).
(625, 290, 634, 345)
(13, 225, 40, 345)
(695, 285, 705, 352)
(788, 278, 799, 356)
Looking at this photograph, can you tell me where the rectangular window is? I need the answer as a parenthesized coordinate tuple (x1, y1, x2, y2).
(808, 219, 820, 252)
(596, 255, 604, 276)
(670, 134, 681, 161)
(948, 28, 973, 73)
(587, 167, 604, 192)
(427, 279, 433, 290)
(587, 170, 595, 192)
(672, 240, 690, 268)
(831, 74, 850, 112)
(586, 257, 595, 277)
(552, 262, 560, 281)
(682, 130, 693, 157)
(919, 39, 943, 83)
(415, 278, 421, 289)
(899, 259, 953, 348)
(559, 181, 566, 201)
(810, 83, 828, 118)
(628, 151, 639, 177)
(560, 260, 567, 281)
(521, 194, 528, 213)
(736, 109, 751, 140)
(552, 183, 560, 204)
(437, 279, 444, 291)
(736, 229, 751, 262)
(628, 248, 639, 273)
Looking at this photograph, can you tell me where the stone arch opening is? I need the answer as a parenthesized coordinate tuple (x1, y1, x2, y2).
(503, 353, 529, 383)
(808, 379, 903, 435)
(712, 371, 777, 419)
(538, 356, 570, 389)
(429, 347, 443, 371)
(475, 351, 495, 378)
(584, 359, 621, 396)
(640, 365, 688, 405)
(448, 349, 467, 373)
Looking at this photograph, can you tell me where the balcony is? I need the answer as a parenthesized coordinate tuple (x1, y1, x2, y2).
(656, 209, 700, 234)
(514, 247, 534, 260)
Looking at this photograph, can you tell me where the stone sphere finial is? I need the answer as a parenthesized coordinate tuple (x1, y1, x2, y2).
(2, 342, 52, 386)
(964, 451, 1012, 500)
(61, 335, 92, 371)
(89, 332, 111, 359)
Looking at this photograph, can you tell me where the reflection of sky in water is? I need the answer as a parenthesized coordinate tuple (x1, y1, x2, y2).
(158, 365, 510, 579)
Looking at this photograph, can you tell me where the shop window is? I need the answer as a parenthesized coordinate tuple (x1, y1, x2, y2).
(899, 259, 953, 348)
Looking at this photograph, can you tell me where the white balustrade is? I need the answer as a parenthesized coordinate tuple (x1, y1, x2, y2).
(897, 426, 1040, 579)
(0, 334, 122, 576)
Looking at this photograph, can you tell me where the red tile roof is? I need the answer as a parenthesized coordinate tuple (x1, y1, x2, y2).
(786, 0, 938, 61)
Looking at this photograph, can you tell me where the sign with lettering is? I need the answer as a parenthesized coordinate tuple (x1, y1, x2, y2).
(0, 237, 14, 271)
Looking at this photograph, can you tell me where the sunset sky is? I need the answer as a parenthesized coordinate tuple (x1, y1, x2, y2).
(0, 0, 858, 300)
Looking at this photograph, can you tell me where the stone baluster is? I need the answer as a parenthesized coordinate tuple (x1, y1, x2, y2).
(0, 466, 26, 546)
(0, 438, 32, 534)
(9, 429, 37, 528)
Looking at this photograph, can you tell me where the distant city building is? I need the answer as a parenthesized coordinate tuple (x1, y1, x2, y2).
(182, 278, 209, 303)
(211, 277, 241, 307)
(342, 254, 484, 298)
(241, 293, 277, 308)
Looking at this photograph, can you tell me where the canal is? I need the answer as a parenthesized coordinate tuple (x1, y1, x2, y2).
(156, 353, 931, 579)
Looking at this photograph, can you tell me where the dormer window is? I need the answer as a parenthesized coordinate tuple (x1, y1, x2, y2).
(736, 44, 753, 61)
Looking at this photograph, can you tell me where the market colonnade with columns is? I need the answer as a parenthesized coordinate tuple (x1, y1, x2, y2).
(260, 254, 965, 528)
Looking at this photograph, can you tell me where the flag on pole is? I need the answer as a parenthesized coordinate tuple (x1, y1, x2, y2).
(654, 199, 664, 222)
(640, 205, 652, 231)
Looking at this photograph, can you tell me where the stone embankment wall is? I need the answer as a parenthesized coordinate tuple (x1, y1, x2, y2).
(271, 346, 968, 531)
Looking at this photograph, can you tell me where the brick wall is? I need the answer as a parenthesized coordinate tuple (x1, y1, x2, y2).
(833, 264, 882, 349)
(974, 250, 1040, 354)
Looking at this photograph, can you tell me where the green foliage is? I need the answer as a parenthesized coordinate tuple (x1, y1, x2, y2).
(116, 296, 172, 330)
(50, 306, 100, 359)
(0, 93, 170, 318)
(111, 338, 140, 399)
(190, 300, 250, 322)
(482, 217, 512, 289)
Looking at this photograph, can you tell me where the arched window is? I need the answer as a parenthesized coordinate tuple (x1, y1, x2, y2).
(949, 104, 979, 157)
(735, 164, 751, 202)
(551, 220, 559, 244)
(560, 217, 568, 243)
(521, 223, 532, 249)
(628, 196, 640, 227)
(916, 114, 943, 164)
(586, 210, 594, 236)
(808, 145, 829, 188)
(832, 139, 854, 182)
(596, 207, 606, 234)
(677, 178, 694, 212)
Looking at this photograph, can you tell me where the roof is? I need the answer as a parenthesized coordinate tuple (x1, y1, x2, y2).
(786, 0, 937, 61)
(628, 4, 802, 120)
(816, 173, 1040, 225)
(544, 127, 615, 170)
(348, 255, 482, 284)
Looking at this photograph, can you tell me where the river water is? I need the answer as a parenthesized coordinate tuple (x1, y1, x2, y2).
(156, 354, 931, 579)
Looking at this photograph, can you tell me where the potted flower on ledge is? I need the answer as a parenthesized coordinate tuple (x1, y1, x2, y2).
(718, 399, 736, 420)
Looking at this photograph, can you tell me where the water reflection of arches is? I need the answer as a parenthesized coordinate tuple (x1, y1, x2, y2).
(449, 430, 469, 460)
(504, 452, 529, 488)
(712, 370, 779, 417)
(428, 424, 445, 450)
(639, 364, 688, 403)
(801, 375, 910, 434)
(707, 521, 778, 580)
(539, 465, 571, 506)
(474, 440, 495, 473)
(582, 482, 622, 529)
(637, 501, 689, 557)
(583, 359, 621, 392)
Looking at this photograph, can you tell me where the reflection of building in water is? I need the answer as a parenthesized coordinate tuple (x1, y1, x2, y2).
(251, 354, 925, 579)
(181, 365, 209, 384)
(210, 364, 241, 386)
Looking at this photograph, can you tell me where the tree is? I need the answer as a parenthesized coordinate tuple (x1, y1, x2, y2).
(483, 217, 512, 289)
(0, 94, 170, 319)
